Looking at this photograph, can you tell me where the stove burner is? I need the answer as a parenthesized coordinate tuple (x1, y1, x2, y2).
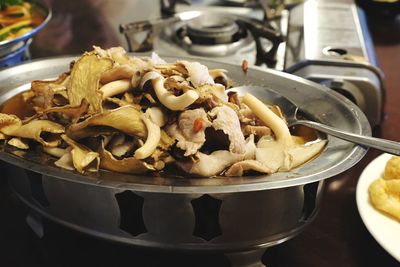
(168, 14, 253, 57)
(183, 15, 245, 45)
(120, 11, 284, 65)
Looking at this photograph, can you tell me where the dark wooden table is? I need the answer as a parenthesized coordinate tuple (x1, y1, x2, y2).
(0, 1, 399, 266)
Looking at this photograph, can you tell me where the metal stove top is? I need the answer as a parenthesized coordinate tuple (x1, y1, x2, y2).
(120, 0, 289, 70)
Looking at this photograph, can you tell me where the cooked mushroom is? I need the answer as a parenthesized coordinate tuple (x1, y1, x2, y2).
(177, 134, 255, 177)
(225, 160, 274, 176)
(0, 46, 327, 177)
(67, 52, 113, 113)
(134, 113, 161, 160)
(99, 140, 155, 174)
(67, 105, 147, 140)
(243, 93, 327, 172)
(7, 137, 29, 150)
(100, 64, 136, 84)
(106, 134, 136, 158)
(54, 147, 75, 171)
(0, 113, 64, 147)
(60, 135, 100, 173)
(243, 93, 293, 147)
(100, 79, 131, 99)
(177, 150, 245, 177)
(43, 146, 67, 158)
(142, 71, 199, 111)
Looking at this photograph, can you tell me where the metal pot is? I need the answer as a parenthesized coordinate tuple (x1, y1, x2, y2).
(0, 56, 370, 266)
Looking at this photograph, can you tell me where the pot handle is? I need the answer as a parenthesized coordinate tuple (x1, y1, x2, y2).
(299, 181, 324, 222)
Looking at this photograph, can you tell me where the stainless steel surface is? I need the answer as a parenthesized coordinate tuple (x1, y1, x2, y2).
(6, 166, 323, 251)
(0, 56, 369, 193)
(121, 6, 288, 70)
(285, 0, 384, 127)
(234, 86, 399, 155)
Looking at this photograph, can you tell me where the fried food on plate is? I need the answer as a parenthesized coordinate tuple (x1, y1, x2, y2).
(383, 156, 400, 180)
(369, 155, 400, 222)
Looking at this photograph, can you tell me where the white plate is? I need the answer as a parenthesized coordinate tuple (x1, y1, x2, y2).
(356, 153, 400, 262)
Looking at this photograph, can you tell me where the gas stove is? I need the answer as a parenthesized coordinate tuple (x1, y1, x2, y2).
(120, 0, 384, 127)
(120, 1, 287, 70)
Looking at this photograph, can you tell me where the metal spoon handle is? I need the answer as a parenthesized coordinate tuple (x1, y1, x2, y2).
(295, 120, 400, 156)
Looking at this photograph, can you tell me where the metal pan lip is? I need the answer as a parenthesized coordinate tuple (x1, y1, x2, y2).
(0, 55, 370, 194)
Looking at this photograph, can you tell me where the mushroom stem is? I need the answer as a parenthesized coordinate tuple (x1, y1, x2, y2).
(100, 79, 131, 99)
(152, 76, 199, 111)
(134, 114, 161, 160)
(100, 64, 135, 84)
(242, 93, 293, 147)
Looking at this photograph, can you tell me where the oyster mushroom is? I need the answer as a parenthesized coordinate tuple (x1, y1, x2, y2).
(54, 147, 74, 171)
(59, 135, 100, 173)
(141, 71, 199, 111)
(67, 52, 113, 113)
(30, 73, 70, 110)
(177, 150, 245, 177)
(100, 64, 136, 84)
(0, 113, 64, 147)
(94, 46, 131, 65)
(40, 100, 89, 124)
(177, 134, 256, 177)
(99, 140, 155, 174)
(243, 93, 293, 147)
(225, 160, 274, 177)
(145, 106, 167, 127)
(106, 134, 136, 158)
(195, 84, 227, 102)
(242, 93, 327, 172)
(7, 137, 29, 150)
(134, 113, 161, 160)
(100, 64, 145, 88)
(66, 105, 147, 140)
(43, 146, 67, 158)
(100, 79, 131, 99)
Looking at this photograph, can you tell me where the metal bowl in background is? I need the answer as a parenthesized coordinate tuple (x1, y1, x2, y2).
(0, 56, 370, 267)
(0, 0, 51, 67)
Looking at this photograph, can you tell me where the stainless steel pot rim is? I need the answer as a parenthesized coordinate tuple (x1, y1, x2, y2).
(0, 56, 370, 194)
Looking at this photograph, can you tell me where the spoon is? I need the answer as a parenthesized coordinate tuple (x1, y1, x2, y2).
(231, 86, 400, 156)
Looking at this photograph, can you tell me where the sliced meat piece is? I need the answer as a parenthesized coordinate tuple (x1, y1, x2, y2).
(166, 108, 212, 156)
(209, 106, 246, 154)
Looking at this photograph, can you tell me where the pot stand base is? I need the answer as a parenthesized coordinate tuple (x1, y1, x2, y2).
(225, 249, 267, 267)
(26, 209, 44, 239)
